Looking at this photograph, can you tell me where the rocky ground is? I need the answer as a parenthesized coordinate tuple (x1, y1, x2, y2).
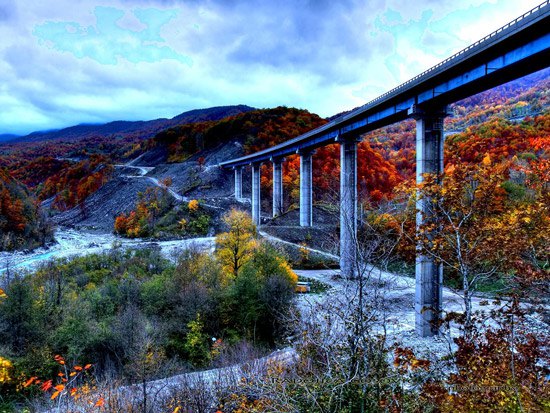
(0, 227, 216, 275)
(47, 140, 244, 233)
(260, 205, 340, 256)
(50, 170, 154, 232)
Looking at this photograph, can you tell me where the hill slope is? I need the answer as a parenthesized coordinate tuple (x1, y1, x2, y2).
(0, 169, 53, 251)
(2, 70, 550, 240)
(0, 134, 19, 143)
(51, 107, 326, 232)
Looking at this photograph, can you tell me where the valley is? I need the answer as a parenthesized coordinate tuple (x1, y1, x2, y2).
(0, 69, 548, 412)
(1, 1, 549, 411)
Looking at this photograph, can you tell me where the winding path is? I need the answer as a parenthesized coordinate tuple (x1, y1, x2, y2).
(259, 230, 339, 260)
(115, 164, 188, 202)
(115, 164, 222, 210)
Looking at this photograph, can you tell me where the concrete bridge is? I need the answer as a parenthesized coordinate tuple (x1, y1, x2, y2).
(220, 2, 550, 337)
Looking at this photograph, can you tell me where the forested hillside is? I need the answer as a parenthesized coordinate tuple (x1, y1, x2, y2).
(150, 70, 549, 207)
(10, 155, 114, 211)
(151, 106, 327, 162)
(46, 81, 550, 239)
(0, 72, 548, 248)
(0, 169, 53, 251)
(111, 107, 328, 237)
(0, 106, 255, 243)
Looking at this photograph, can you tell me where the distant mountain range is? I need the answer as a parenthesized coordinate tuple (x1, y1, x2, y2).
(0, 134, 20, 142)
(3, 105, 256, 145)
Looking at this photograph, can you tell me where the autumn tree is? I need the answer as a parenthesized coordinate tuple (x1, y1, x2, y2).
(216, 209, 258, 279)
(219, 208, 412, 412)
(0, 356, 12, 386)
(37, 155, 113, 211)
(188, 199, 199, 212)
(413, 158, 549, 331)
(114, 186, 174, 238)
(0, 168, 53, 251)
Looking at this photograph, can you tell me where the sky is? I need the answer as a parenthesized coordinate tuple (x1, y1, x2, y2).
(0, 0, 545, 135)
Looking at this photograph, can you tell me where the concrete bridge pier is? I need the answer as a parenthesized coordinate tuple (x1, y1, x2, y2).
(339, 135, 359, 279)
(271, 157, 284, 217)
(409, 105, 448, 337)
(234, 166, 243, 200)
(298, 149, 314, 227)
(251, 162, 261, 226)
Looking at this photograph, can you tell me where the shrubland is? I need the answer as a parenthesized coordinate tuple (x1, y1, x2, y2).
(114, 188, 212, 239)
(0, 210, 297, 410)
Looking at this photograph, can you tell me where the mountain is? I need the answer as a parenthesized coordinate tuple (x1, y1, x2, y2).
(0, 134, 19, 143)
(0, 105, 257, 233)
(51, 106, 326, 232)
(0, 105, 256, 180)
(5, 105, 256, 145)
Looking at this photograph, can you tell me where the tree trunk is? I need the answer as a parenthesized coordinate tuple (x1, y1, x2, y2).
(463, 273, 473, 336)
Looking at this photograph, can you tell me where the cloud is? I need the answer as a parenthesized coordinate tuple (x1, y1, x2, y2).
(0, 0, 545, 135)
(0, 0, 15, 22)
(32, 6, 192, 65)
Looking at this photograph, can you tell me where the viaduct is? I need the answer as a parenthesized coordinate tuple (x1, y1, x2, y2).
(220, 2, 550, 337)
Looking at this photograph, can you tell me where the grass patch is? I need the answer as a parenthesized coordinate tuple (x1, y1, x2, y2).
(314, 201, 339, 214)
(386, 260, 415, 277)
(292, 255, 339, 270)
(298, 276, 332, 294)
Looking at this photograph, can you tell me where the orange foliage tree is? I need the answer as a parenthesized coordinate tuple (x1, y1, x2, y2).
(37, 155, 113, 211)
(0, 168, 52, 251)
(414, 158, 549, 330)
(23, 355, 104, 410)
(422, 300, 550, 412)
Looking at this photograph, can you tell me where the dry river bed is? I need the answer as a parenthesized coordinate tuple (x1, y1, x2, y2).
(0, 228, 215, 276)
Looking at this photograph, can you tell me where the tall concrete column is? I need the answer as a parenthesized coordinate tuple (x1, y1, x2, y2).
(234, 167, 243, 200)
(409, 105, 447, 337)
(299, 149, 314, 227)
(339, 136, 359, 279)
(271, 157, 284, 217)
(251, 163, 261, 226)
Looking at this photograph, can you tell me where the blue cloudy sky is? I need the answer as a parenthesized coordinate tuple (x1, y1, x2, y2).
(0, 0, 544, 135)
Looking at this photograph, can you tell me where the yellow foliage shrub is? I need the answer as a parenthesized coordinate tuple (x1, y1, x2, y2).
(188, 199, 199, 212)
(0, 356, 13, 383)
(277, 257, 298, 284)
(179, 218, 187, 229)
